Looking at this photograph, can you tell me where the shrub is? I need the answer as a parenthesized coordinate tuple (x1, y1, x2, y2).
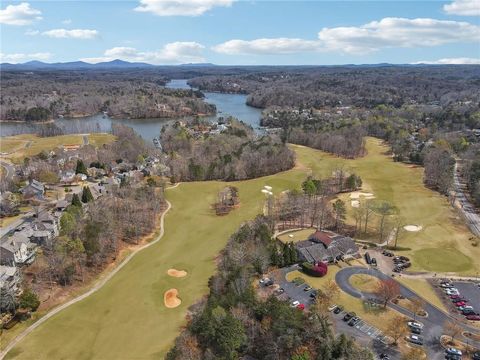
(301, 262, 328, 277)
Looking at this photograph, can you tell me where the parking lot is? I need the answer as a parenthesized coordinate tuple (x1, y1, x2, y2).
(452, 281, 480, 314)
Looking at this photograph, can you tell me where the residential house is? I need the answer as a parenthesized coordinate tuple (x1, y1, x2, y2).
(0, 265, 22, 295)
(20, 180, 45, 200)
(296, 230, 359, 264)
(0, 232, 37, 266)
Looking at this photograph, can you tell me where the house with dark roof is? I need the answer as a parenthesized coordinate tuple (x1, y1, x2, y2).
(0, 265, 22, 295)
(0, 232, 37, 266)
(296, 230, 359, 264)
(20, 179, 44, 200)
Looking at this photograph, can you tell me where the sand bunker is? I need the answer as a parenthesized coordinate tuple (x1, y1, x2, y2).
(404, 225, 423, 232)
(167, 268, 187, 278)
(350, 192, 375, 200)
(164, 289, 181, 308)
(351, 200, 360, 208)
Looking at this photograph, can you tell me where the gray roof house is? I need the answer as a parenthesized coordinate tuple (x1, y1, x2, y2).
(0, 265, 22, 295)
(0, 232, 37, 266)
(20, 179, 45, 200)
(296, 230, 359, 264)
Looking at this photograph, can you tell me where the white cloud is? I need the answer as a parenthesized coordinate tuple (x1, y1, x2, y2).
(213, 18, 480, 56)
(317, 17, 480, 54)
(412, 57, 480, 64)
(134, 0, 233, 16)
(0, 52, 51, 63)
(62, 19, 72, 25)
(24, 29, 39, 36)
(213, 38, 323, 55)
(81, 42, 205, 64)
(444, 0, 480, 16)
(0, 2, 42, 25)
(42, 29, 99, 39)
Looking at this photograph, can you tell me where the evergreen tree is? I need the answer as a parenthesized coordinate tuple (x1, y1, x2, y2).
(81, 186, 94, 203)
(71, 193, 82, 207)
(19, 288, 40, 311)
(75, 159, 88, 175)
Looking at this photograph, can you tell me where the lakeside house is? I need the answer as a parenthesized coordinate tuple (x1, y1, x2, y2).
(296, 230, 359, 264)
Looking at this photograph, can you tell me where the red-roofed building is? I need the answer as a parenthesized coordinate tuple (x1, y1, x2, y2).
(308, 230, 333, 247)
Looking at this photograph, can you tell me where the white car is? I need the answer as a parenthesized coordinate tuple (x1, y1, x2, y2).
(408, 321, 424, 329)
(290, 300, 300, 308)
(446, 289, 459, 295)
(328, 304, 337, 312)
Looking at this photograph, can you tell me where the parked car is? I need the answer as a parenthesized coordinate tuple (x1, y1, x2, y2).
(411, 326, 422, 334)
(333, 305, 344, 314)
(274, 288, 285, 296)
(455, 301, 467, 307)
(451, 297, 467, 302)
(406, 334, 423, 345)
(371, 258, 377, 266)
(446, 289, 460, 295)
(297, 303, 305, 311)
(445, 355, 462, 360)
(441, 283, 454, 288)
(445, 348, 462, 357)
(459, 305, 473, 311)
(343, 312, 356, 322)
(303, 285, 312, 292)
(462, 309, 477, 315)
(466, 314, 480, 321)
(393, 267, 402, 273)
(407, 321, 424, 329)
(348, 316, 360, 326)
(473, 351, 480, 360)
(328, 304, 337, 312)
(379, 354, 390, 360)
(309, 290, 318, 299)
(290, 300, 300, 308)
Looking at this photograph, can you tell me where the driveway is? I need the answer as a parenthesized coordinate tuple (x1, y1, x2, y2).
(336, 266, 480, 359)
(0, 161, 15, 181)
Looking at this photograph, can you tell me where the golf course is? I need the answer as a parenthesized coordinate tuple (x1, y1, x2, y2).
(3, 137, 479, 359)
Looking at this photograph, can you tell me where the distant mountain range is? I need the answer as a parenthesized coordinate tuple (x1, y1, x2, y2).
(0, 60, 475, 71)
(0, 59, 219, 70)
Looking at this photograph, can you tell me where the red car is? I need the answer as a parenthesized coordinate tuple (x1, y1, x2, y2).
(297, 303, 305, 310)
(455, 302, 466, 307)
(466, 315, 480, 321)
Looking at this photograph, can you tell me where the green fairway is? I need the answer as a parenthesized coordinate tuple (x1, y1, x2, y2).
(293, 139, 479, 274)
(5, 138, 479, 359)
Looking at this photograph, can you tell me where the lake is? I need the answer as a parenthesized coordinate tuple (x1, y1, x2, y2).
(0, 80, 262, 143)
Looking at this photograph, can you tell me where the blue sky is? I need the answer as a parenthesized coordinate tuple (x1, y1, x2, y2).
(1, 0, 479, 65)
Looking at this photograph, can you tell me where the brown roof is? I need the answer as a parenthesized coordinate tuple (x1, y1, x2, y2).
(309, 231, 333, 247)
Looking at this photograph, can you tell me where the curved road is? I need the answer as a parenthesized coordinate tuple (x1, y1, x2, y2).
(336, 267, 480, 358)
(0, 161, 15, 181)
(0, 185, 178, 359)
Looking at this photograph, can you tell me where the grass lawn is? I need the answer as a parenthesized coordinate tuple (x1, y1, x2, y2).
(5, 168, 307, 360)
(277, 228, 316, 243)
(2, 133, 116, 162)
(6, 138, 476, 359)
(349, 274, 378, 293)
(396, 277, 447, 312)
(293, 138, 479, 275)
(0, 214, 22, 228)
(0, 138, 29, 154)
(286, 268, 402, 333)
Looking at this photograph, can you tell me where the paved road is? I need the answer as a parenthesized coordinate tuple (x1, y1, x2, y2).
(336, 266, 480, 359)
(454, 160, 480, 236)
(0, 161, 15, 181)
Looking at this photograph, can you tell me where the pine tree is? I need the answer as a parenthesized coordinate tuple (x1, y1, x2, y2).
(81, 186, 94, 203)
(71, 193, 82, 207)
(75, 159, 88, 175)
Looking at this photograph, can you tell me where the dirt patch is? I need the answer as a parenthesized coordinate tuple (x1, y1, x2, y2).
(167, 268, 187, 278)
(351, 200, 360, 208)
(164, 289, 181, 308)
(404, 225, 423, 232)
(349, 191, 375, 200)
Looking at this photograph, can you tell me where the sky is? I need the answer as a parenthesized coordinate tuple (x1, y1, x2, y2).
(0, 0, 479, 65)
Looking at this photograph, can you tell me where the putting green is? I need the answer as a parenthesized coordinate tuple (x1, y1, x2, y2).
(5, 138, 478, 359)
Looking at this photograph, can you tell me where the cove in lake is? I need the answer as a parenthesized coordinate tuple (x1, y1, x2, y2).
(0, 80, 262, 142)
